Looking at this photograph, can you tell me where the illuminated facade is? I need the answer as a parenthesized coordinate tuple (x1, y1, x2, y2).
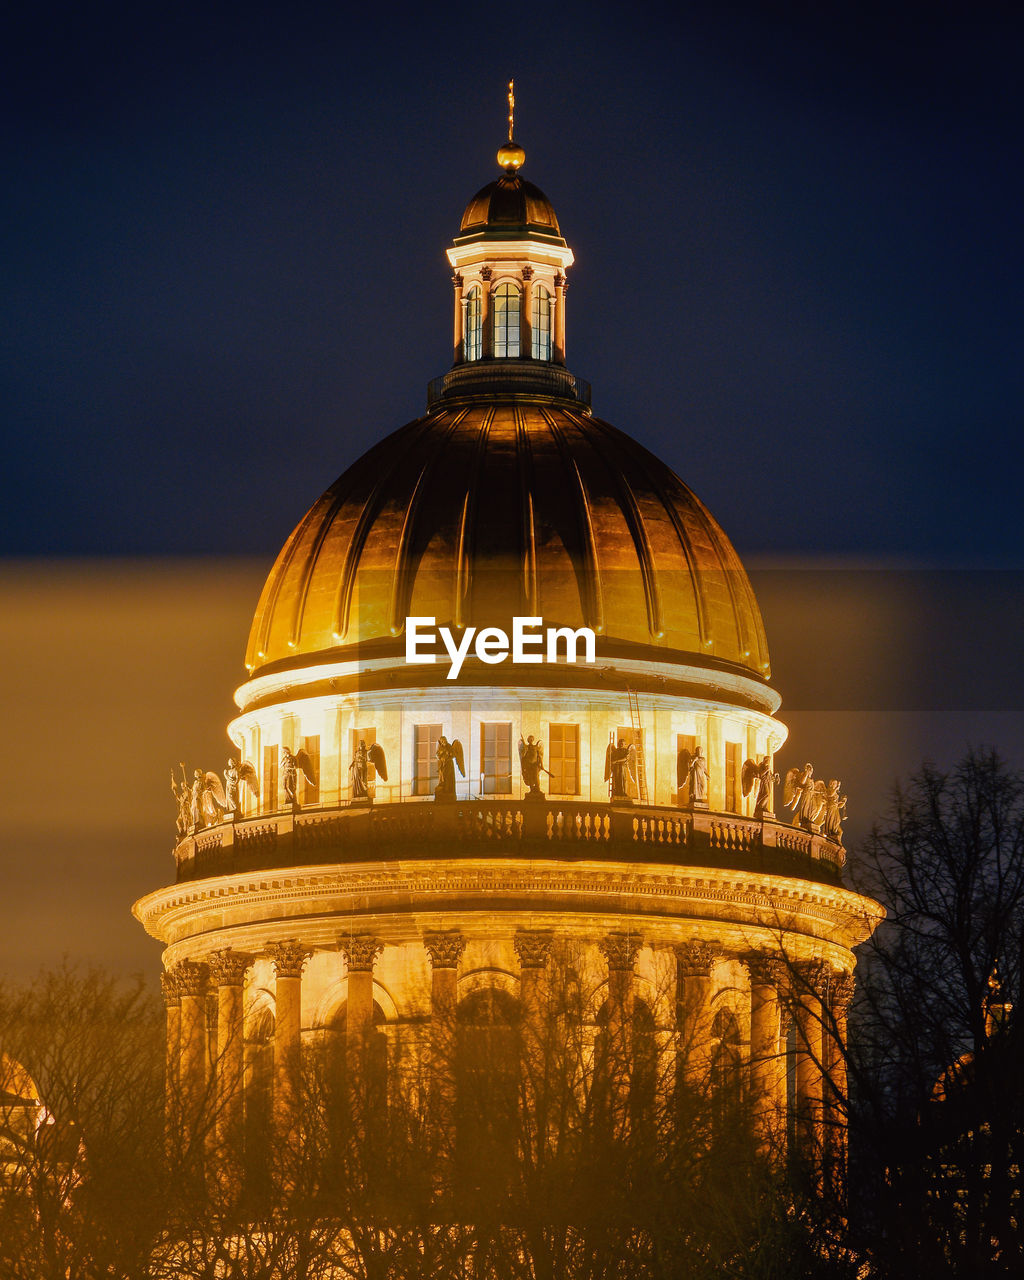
(135, 136, 883, 1182)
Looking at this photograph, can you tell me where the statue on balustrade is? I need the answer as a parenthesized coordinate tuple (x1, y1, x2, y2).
(677, 742, 708, 807)
(222, 758, 259, 817)
(349, 739, 388, 802)
(742, 755, 780, 820)
(605, 737, 637, 804)
(518, 734, 549, 800)
(186, 767, 227, 831)
(822, 779, 848, 842)
(784, 763, 826, 832)
(281, 746, 318, 809)
(435, 736, 465, 800)
(170, 764, 191, 838)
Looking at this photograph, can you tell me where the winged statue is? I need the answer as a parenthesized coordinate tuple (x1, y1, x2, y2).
(435, 735, 464, 799)
(188, 768, 227, 831)
(223, 757, 259, 815)
(676, 742, 708, 806)
(349, 739, 388, 800)
(281, 746, 318, 808)
(518, 734, 549, 798)
(822, 779, 848, 841)
(784, 763, 826, 832)
(742, 755, 779, 819)
(604, 736, 637, 801)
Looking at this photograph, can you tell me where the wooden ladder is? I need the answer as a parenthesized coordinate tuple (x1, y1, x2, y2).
(626, 688, 649, 805)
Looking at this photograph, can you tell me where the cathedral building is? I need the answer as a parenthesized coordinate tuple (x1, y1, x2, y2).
(135, 127, 883, 1193)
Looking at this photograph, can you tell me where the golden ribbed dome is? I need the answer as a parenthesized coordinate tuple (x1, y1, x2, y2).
(457, 173, 564, 244)
(245, 401, 771, 683)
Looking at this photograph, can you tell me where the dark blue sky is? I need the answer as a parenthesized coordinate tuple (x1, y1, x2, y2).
(3, 1, 1022, 562)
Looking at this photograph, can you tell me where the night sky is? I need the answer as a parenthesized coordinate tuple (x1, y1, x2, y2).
(2, 2, 1023, 976)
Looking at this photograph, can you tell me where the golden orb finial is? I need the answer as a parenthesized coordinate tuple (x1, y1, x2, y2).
(497, 78, 525, 173)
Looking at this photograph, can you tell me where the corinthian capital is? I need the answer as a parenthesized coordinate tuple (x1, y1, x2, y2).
(424, 932, 466, 970)
(160, 970, 181, 1007)
(599, 931, 642, 972)
(206, 948, 253, 987)
(341, 935, 384, 973)
(675, 939, 718, 979)
(830, 971, 856, 1011)
(171, 958, 208, 998)
(743, 952, 787, 989)
(267, 939, 311, 979)
(514, 931, 554, 970)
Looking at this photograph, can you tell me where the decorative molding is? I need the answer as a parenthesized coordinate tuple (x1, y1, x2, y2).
(267, 938, 310, 979)
(675, 939, 718, 979)
(600, 931, 642, 972)
(424, 931, 465, 970)
(341, 935, 384, 973)
(160, 970, 181, 1006)
(830, 971, 856, 1011)
(520, 265, 534, 281)
(480, 266, 493, 282)
(513, 931, 554, 970)
(206, 948, 253, 987)
(795, 958, 831, 1001)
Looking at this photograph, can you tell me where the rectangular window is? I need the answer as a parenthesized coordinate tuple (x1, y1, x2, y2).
(350, 727, 377, 797)
(481, 722, 512, 795)
(548, 724, 580, 795)
(414, 724, 442, 796)
(262, 745, 278, 815)
(726, 741, 742, 814)
(301, 735, 320, 807)
(676, 733, 697, 805)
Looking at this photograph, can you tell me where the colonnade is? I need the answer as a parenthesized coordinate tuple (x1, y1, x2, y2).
(451, 271, 567, 366)
(160, 933, 854, 1183)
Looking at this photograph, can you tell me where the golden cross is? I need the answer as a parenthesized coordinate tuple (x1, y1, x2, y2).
(507, 79, 515, 142)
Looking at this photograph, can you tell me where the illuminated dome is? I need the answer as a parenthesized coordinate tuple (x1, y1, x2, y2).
(457, 172, 564, 244)
(245, 402, 771, 685)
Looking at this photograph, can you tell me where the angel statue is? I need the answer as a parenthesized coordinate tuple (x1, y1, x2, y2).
(784, 763, 826, 832)
(171, 764, 191, 838)
(281, 746, 317, 809)
(435, 735, 465, 800)
(350, 739, 388, 802)
(822, 779, 848, 842)
(518, 734, 549, 799)
(223, 758, 259, 816)
(189, 768, 227, 831)
(742, 755, 780, 820)
(605, 736, 636, 803)
(676, 742, 709, 807)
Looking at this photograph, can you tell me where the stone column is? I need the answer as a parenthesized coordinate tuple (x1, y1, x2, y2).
(520, 265, 534, 358)
(341, 935, 384, 1054)
(207, 948, 252, 1167)
(175, 959, 210, 1151)
(425, 932, 466, 1169)
(675, 940, 718, 1094)
(268, 939, 310, 1136)
(480, 267, 493, 358)
(451, 272, 464, 364)
(553, 272, 567, 365)
(599, 932, 642, 1127)
(514, 931, 554, 1126)
(826, 970, 855, 1191)
(744, 953, 787, 1159)
(794, 960, 827, 1168)
(160, 970, 181, 1139)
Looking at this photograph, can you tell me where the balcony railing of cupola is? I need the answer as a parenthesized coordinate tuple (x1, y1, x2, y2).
(426, 367, 591, 409)
(174, 797, 847, 888)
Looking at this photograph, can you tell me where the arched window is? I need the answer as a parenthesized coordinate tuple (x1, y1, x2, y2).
(492, 282, 521, 358)
(463, 286, 482, 362)
(531, 285, 552, 361)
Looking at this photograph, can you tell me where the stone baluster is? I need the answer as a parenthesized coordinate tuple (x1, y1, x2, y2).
(744, 953, 787, 1159)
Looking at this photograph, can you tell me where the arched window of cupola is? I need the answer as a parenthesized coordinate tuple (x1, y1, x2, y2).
(492, 282, 521, 358)
(463, 285, 482, 362)
(531, 285, 552, 361)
